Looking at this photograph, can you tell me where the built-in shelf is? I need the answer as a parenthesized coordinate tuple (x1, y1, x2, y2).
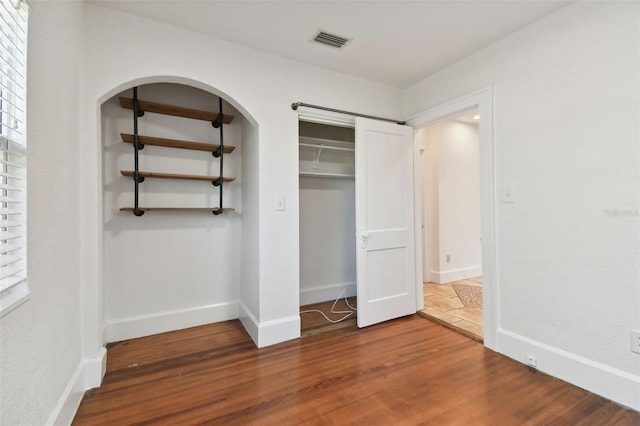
(120, 207, 235, 213)
(121, 133, 235, 154)
(299, 171, 355, 179)
(120, 170, 235, 183)
(119, 97, 234, 124)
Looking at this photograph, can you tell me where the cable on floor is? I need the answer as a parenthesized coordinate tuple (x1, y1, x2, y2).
(300, 287, 356, 324)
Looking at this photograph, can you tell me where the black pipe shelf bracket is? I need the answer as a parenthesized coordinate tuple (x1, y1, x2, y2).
(122, 87, 233, 216)
(213, 97, 225, 215)
(132, 87, 145, 217)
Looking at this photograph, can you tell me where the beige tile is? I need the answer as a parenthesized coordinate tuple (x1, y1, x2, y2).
(424, 293, 464, 311)
(448, 307, 483, 326)
(455, 278, 482, 288)
(422, 276, 484, 340)
(423, 282, 458, 298)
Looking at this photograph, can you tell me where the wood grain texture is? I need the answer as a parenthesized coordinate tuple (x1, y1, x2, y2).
(73, 316, 640, 425)
(119, 207, 234, 213)
(121, 133, 236, 154)
(120, 170, 236, 183)
(119, 97, 234, 124)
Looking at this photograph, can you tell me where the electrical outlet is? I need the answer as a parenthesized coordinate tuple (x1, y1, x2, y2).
(632, 329, 640, 354)
(526, 354, 537, 368)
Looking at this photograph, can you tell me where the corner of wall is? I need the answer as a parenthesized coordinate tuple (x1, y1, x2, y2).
(45, 347, 107, 426)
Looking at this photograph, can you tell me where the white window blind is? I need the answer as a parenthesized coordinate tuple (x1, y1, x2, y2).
(0, 0, 28, 317)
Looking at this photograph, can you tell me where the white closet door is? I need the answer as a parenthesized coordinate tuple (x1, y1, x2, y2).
(355, 118, 416, 327)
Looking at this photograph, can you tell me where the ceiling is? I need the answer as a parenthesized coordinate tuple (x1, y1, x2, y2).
(91, 0, 573, 88)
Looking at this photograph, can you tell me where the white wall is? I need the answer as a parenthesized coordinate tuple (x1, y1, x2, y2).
(299, 177, 356, 304)
(81, 4, 403, 349)
(0, 2, 88, 425)
(102, 83, 244, 341)
(405, 1, 640, 410)
(420, 121, 481, 284)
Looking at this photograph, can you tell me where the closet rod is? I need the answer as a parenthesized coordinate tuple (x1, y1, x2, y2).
(291, 102, 406, 125)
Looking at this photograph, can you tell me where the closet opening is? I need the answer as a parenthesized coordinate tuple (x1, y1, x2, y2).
(298, 120, 358, 336)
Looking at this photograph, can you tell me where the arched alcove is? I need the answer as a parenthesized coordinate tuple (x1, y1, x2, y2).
(98, 79, 259, 343)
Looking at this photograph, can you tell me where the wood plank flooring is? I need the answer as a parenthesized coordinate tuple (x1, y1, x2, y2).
(300, 297, 357, 337)
(73, 316, 640, 425)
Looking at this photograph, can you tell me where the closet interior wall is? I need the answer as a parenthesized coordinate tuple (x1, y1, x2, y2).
(102, 83, 243, 342)
(299, 122, 356, 306)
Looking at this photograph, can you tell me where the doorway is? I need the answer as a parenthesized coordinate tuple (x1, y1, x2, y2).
(407, 87, 497, 349)
(417, 108, 483, 341)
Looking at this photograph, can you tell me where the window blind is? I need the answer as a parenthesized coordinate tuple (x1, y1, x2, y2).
(0, 0, 28, 317)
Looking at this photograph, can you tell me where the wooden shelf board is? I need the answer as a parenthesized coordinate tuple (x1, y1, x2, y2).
(120, 170, 235, 182)
(121, 134, 235, 154)
(120, 207, 235, 213)
(119, 97, 234, 124)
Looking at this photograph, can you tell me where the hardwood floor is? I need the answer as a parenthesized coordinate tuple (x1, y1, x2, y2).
(421, 278, 483, 341)
(72, 316, 639, 425)
(300, 297, 357, 337)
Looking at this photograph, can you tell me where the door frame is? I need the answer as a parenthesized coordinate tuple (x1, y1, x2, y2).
(406, 87, 498, 350)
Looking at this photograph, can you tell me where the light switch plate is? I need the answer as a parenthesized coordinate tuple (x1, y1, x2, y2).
(275, 196, 286, 211)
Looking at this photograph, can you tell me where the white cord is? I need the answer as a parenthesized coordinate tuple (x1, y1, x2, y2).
(300, 287, 356, 324)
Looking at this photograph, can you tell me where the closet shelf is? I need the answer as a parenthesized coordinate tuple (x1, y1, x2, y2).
(299, 142, 354, 152)
(121, 133, 235, 154)
(120, 207, 235, 213)
(299, 171, 355, 179)
(119, 97, 234, 124)
(120, 170, 236, 183)
(299, 136, 355, 150)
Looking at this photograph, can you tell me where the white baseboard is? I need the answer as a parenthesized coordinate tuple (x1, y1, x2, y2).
(300, 281, 356, 305)
(432, 266, 481, 284)
(105, 302, 239, 342)
(239, 302, 300, 348)
(498, 328, 640, 412)
(45, 347, 107, 426)
(239, 301, 259, 346)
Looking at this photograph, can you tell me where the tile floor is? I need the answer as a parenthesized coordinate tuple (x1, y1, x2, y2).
(419, 277, 483, 341)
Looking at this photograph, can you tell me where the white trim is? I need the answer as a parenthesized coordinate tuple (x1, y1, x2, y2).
(298, 111, 355, 128)
(238, 301, 259, 346)
(45, 347, 107, 426)
(239, 301, 300, 348)
(413, 130, 424, 310)
(431, 266, 482, 284)
(406, 86, 498, 350)
(105, 301, 239, 343)
(499, 328, 640, 411)
(256, 314, 300, 348)
(300, 281, 356, 305)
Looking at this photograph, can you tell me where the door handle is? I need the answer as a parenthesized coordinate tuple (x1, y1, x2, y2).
(361, 230, 369, 248)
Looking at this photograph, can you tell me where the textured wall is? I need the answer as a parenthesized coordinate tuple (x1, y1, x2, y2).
(0, 2, 85, 424)
(405, 1, 640, 408)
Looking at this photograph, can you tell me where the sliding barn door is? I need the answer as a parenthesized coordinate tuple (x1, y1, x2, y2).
(355, 118, 416, 327)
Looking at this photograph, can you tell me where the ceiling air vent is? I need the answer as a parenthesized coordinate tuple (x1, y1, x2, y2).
(313, 31, 350, 49)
